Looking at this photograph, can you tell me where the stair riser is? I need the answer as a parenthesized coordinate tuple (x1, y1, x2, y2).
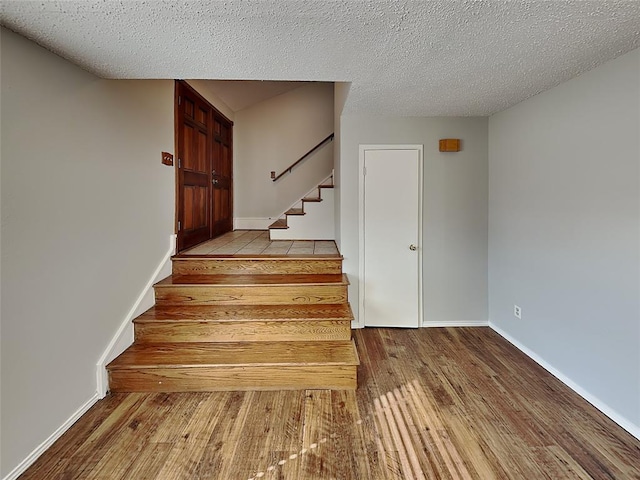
(134, 320, 352, 343)
(172, 258, 342, 276)
(154, 285, 348, 306)
(108, 365, 357, 392)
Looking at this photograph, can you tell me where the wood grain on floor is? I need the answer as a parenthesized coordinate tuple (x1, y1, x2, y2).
(19, 328, 640, 479)
(182, 231, 339, 256)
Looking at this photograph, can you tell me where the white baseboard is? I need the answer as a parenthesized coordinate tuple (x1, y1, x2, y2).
(2, 394, 100, 480)
(490, 322, 640, 441)
(422, 319, 489, 327)
(95, 234, 176, 398)
(352, 320, 488, 329)
(234, 217, 274, 230)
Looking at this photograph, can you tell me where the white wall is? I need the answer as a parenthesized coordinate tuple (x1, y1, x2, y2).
(339, 116, 488, 326)
(0, 29, 175, 477)
(488, 48, 640, 434)
(333, 82, 351, 248)
(234, 83, 334, 226)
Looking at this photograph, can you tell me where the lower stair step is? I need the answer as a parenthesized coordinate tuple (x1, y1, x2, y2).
(134, 304, 354, 343)
(154, 274, 349, 306)
(107, 340, 359, 392)
(172, 255, 344, 276)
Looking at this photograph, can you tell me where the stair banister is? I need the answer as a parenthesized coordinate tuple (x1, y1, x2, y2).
(272, 133, 334, 182)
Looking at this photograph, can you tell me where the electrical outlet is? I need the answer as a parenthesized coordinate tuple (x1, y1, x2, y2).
(514, 305, 522, 319)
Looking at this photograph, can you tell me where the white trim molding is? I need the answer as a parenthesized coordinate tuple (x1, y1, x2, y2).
(95, 234, 176, 398)
(2, 394, 100, 480)
(490, 322, 640, 441)
(423, 320, 489, 328)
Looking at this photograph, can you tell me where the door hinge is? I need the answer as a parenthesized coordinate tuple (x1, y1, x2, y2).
(178, 158, 181, 168)
(178, 96, 182, 106)
(363, 166, 367, 176)
(177, 221, 181, 231)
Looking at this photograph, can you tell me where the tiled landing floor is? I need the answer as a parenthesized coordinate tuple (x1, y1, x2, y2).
(182, 230, 340, 256)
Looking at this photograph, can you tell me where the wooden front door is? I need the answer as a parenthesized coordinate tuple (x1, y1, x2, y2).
(212, 116, 233, 236)
(176, 81, 233, 252)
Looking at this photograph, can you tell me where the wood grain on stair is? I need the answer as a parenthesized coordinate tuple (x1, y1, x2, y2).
(154, 285, 348, 306)
(109, 365, 357, 391)
(135, 319, 351, 343)
(109, 340, 358, 367)
(302, 197, 322, 202)
(156, 273, 348, 285)
(154, 274, 349, 306)
(136, 304, 354, 323)
(109, 249, 356, 392)
(172, 255, 343, 275)
(108, 340, 359, 391)
(285, 208, 305, 215)
(268, 218, 288, 229)
(134, 304, 353, 343)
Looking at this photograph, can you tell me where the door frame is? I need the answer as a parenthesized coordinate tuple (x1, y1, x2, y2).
(358, 144, 424, 329)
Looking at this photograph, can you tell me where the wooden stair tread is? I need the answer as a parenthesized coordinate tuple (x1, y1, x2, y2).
(173, 254, 342, 260)
(302, 197, 322, 202)
(319, 184, 334, 189)
(108, 340, 359, 369)
(285, 208, 305, 215)
(268, 219, 288, 229)
(135, 304, 354, 323)
(156, 273, 349, 286)
(171, 256, 344, 276)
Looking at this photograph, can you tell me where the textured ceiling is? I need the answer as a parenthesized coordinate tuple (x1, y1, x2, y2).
(1, 1, 639, 116)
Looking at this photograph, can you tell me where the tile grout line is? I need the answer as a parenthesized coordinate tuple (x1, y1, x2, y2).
(184, 232, 340, 256)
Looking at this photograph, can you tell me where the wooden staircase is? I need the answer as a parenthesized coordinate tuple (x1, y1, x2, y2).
(107, 254, 358, 392)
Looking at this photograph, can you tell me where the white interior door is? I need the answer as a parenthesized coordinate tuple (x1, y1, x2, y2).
(360, 146, 422, 328)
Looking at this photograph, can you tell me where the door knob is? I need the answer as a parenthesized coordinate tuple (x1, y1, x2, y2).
(213, 179, 219, 185)
(409, 244, 417, 251)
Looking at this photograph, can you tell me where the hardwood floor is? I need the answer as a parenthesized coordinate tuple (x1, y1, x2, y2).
(20, 328, 640, 479)
(183, 230, 339, 256)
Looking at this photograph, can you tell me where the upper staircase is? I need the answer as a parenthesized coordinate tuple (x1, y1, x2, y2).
(107, 254, 358, 392)
(269, 179, 335, 240)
